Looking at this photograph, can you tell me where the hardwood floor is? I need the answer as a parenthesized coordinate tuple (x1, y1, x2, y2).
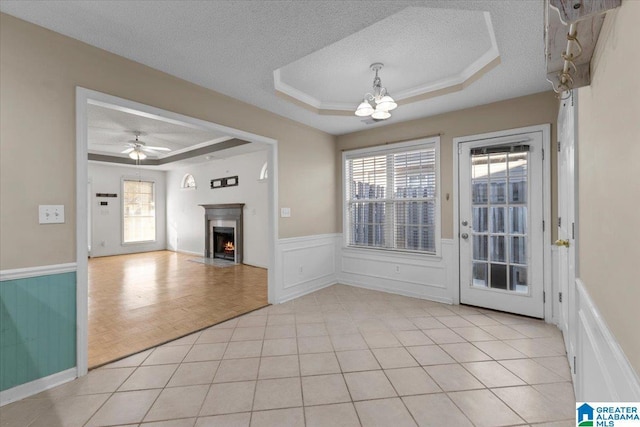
(88, 250, 268, 368)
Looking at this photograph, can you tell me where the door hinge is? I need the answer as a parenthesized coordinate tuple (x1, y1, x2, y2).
(558, 217, 562, 228)
(559, 292, 563, 303)
(542, 148, 545, 160)
(542, 220, 545, 232)
(558, 141, 561, 152)
(573, 356, 577, 374)
(572, 222, 575, 239)
(543, 291, 546, 303)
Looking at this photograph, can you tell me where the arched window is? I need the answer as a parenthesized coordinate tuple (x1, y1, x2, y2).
(259, 162, 268, 181)
(181, 173, 196, 189)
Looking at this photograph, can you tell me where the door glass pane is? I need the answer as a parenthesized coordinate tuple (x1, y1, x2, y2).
(490, 181, 506, 204)
(473, 263, 488, 287)
(473, 235, 488, 261)
(490, 264, 508, 289)
(490, 236, 506, 262)
(489, 153, 507, 204)
(510, 265, 528, 292)
(508, 152, 528, 204)
(510, 236, 527, 264)
(473, 207, 488, 232)
(490, 207, 505, 233)
(509, 207, 527, 234)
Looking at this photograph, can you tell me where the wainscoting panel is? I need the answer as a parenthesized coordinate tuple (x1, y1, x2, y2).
(275, 234, 340, 303)
(575, 279, 640, 401)
(0, 268, 77, 401)
(338, 239, 455, 304)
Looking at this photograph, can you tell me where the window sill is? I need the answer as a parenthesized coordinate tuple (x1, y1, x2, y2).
(122, 240, 157, 246)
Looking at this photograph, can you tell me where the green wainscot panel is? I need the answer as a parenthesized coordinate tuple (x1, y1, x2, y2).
(0, 272, 76, 391)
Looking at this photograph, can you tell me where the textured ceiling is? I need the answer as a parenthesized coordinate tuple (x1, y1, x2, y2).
(0, 1, 550, 135)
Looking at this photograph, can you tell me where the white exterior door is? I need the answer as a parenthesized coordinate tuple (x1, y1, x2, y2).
(459, 130, 545, 318)
(557, 91, 577, 380)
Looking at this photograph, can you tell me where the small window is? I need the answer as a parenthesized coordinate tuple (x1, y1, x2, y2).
(181, 173, 196, 189)
(259, 162, 268, 181)
(344, 137, 440, 254)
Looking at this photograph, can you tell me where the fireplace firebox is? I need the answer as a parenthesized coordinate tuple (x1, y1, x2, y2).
(213, 227, 235, 260)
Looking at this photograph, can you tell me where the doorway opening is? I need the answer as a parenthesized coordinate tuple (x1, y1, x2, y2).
(76, 88, 278, 374)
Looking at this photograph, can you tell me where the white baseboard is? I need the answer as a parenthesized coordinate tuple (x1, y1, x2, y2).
(277, 280, 337, 304)
(341, 279, 453, 305)
(174, 249, 204, 257)
(337, 239, 455, 304)
(0, 368, 76, 406)
(575, 278, 640, 401)
(0, 263, 77, 281)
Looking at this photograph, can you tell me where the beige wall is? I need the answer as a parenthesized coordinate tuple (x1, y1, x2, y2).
(576, 0, 640, 373)
(0, 13, 337, 269)
(336, 92, 559, 239)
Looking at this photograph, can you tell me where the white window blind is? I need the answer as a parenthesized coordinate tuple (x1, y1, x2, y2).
(345, 140, 438, 254)
(123, 180, 156, 243)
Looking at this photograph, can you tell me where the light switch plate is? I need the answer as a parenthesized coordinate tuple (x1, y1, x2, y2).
(280, 207, 291, 218)
(39, 205, 65, 224)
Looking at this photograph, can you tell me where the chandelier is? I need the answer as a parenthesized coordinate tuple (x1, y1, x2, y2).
(355, 63, 398, 120)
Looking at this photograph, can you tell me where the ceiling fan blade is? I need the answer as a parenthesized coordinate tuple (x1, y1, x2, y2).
(144, 146, 171, 151)
(121, 148, 134, 154)
(92, 142, 128, 145)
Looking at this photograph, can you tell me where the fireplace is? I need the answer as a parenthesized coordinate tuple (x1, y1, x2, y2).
(200, 204, 244, 264)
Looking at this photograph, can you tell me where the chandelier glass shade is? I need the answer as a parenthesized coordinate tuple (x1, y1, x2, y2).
(355, 63, 397, 120)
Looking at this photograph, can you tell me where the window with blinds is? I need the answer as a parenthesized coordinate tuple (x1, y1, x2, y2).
(122, 179, 156, 243)
(344, 138, 439, 254)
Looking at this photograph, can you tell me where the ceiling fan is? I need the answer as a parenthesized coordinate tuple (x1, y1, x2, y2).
(121, 131, 171, 160)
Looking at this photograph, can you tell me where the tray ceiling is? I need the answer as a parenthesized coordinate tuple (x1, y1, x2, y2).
(275, 7, 499, 113)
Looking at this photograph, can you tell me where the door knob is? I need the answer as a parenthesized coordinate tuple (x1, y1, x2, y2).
(461, 220, 468, 226)
(555, 239, 570, 247)
(461, 233, 469, 239)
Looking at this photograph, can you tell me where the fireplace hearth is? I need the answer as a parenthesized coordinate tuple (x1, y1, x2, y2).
(200, 203, 244, 264)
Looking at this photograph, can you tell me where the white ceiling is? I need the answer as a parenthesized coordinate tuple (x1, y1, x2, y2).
(0, 1, 550, 135)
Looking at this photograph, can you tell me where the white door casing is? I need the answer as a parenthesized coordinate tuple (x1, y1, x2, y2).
(456, 126, 550, 318)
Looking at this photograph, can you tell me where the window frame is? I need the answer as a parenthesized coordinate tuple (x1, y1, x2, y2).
(121, 177, 157, 245)
(181, 173, 197, 190)
(342, 137, 441, 257)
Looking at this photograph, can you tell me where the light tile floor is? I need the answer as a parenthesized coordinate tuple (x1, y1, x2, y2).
(1, 285, 575, 427)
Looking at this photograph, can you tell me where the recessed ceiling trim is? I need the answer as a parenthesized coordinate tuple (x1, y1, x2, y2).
(398, 55, 502, 106)
(274, 10, 501, 116)
(160, 136, 234, 158)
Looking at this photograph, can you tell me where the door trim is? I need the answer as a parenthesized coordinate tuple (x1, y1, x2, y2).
(453, 124, 552, 320)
